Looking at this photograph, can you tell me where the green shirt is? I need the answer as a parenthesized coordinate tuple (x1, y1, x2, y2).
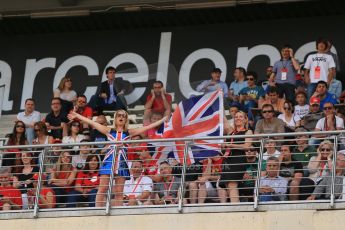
(292, 146, 317, 167)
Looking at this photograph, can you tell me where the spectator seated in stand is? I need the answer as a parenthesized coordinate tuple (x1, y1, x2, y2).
(293, 140, 334, 200)
(227, 102, 241, 130)
(71, 140, 92, 170)
(45, 98, 68, 139)
(62, 121, 86, 151)
(298, 96, 323, 131)
(123, 161, 153, 206)
(28, 173, 56, 209)
(67, 155, 100, 207)
(16, 98, 41, 144)
(153, 161, 182, 205)
(259, 156, 288, 202)
(311, 80, 337, 109)
(196, 68, 228, 98)
(238, 71, 265, 113)
(254, 104, 285, 138)
(293, 127, 317, 169)
(239, 147, 259, 202)
(143, 81, 172, 125)
(53, 76, 77, 113)
(258, 86, 285, 114)
(277, 100, 301, 132)
(72, 95, 93, 133)
(2, 121, 28, 170)
(294, 91, 310, 120)
(228, 67, 247, 103)
(277, 145, 304, 201)
(197, 155, 226, 203)
(0, 167, 22, 211)
(307, 152, 345, 200)
(88, 66, 133, 114)
(311, 102, 344, 146)
(48, 150, 77, 206)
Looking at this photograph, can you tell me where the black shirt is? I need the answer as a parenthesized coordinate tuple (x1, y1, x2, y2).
(279, 158, 303, 178)
(45, 111, 69, 139)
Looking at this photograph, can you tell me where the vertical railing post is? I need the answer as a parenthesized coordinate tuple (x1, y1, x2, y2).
(254, 138, 265, 210)
(105, 145, 118, 215)
(0, 84, 5, 119)
(33, 149, 46, 218)
(178, 141, 190, 213)
(330, 135, 338, 208)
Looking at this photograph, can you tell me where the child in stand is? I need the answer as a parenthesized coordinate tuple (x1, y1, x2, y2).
(294, 91, 309, 121)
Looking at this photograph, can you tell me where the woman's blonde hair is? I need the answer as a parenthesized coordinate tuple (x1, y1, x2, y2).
(318, 140, 334, 152)
(113, 109, 129, 131)
(54, 150, 73, 177)
(57, 76, 72, 91)
(234, 111, 249, 130)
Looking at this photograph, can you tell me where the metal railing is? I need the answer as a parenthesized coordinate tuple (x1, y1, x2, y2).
(1, 130, 345, 218)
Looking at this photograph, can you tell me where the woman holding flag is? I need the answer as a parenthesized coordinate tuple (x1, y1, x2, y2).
(68, 110, 167, 207)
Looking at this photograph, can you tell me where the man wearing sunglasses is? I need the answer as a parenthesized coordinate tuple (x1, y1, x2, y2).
(254, 104, 285, 138)
(315, 102, 344, 133)
(238, 71, 265, 113)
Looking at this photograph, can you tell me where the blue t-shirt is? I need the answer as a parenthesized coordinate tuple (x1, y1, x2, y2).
(239, 86, 265, 105)
(229, 80, 248, 96)
(320, 92, 338, 109)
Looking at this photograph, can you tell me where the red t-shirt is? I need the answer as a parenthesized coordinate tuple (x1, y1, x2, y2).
(0, 186, 23, 209)
(80, 106, 93, 118)
(202, 158, 223, 174)
(55, 169, 75, 192)
(143, 160, 159, 176)
(75, 172, 99, 189)
(39, 188, 56, 209)
(146, 93, 172, 114)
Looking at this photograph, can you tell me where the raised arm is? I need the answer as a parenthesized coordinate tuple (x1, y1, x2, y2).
(129, 116, 167, 137)
(68, 111, 110, 136)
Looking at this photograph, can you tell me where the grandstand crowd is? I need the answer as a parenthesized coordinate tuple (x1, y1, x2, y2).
(1, 38, 345, 210)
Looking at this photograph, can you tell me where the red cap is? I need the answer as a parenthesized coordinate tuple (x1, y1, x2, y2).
(310, 96, 320, 105)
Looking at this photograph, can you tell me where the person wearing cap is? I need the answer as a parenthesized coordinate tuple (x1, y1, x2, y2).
(298, 96, 323, 131)
(312, 80, 338, 109)
(196, 68, 228, 97)
(28, 173, 56, 209)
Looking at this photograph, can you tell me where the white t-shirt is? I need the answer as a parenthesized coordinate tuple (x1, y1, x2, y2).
(294, 105, 310, 119)
(62, 134, 86, 149)
(54, 89, 77, 102)
(277, 114, 301, 128)
(17, 110, 41, 126)
(72, 155, 87, 168)
(123, 176, 153, 197)
(263, 150, 281, 161)
(315, 115, 344, 130)
(304, 53, 335, 83)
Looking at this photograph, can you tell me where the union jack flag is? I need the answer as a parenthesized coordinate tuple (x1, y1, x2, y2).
(163, 90, 224, 165)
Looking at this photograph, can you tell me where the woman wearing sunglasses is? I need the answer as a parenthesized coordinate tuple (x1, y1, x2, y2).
(277, 100, 300, 132)
(68, 110, 167, 207)
(2, 121, 28, 171)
